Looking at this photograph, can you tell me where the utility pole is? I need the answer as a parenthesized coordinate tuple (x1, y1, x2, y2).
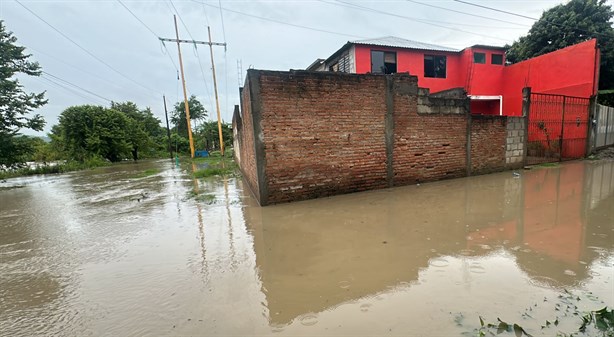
(163, 95, 173, 160)
(160, 23, 227, 157)
(208, 26, 225, 156)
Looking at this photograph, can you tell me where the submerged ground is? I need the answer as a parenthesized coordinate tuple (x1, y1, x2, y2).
(0, 159, 612, 336)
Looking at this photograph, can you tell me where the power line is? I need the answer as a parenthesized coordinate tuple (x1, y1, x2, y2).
(328, 0, 511, 42)
(453, 0, 611, 38)
(15, 0, 160, 97)
(42, 71, 113, 103)
(190, 0, 365, 39)
(218, 0, 227, 49)
(453, 0, 537, 21)
(117, 0, 158, 36)
(28, 46, 121, 89)
(167, 0, 213, 110)
(39, 76, 107, 105)
(320, 0, 527, 29)
(405, 0, 529, 28)
(168, 0, 196, 42)
(116, 0, 179, 72)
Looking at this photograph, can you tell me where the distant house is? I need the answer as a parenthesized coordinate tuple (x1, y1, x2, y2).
(308, 36, 600, 116)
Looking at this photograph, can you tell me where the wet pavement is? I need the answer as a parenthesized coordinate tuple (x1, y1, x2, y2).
(0, 159, 612, 336)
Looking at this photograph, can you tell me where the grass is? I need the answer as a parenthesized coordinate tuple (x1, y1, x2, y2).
(133, 168, 160, 178)
(537, 162, 560, 167)
(0, 157, 109, 180)
(191, 151, 238, 178)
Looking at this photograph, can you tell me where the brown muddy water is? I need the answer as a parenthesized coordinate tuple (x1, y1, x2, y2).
(0, 160, 612, 336)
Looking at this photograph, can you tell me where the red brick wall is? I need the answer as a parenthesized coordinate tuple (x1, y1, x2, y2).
(238, 79, 259, 199)
(258, 71, 389, 204)
(237, 70, 520, 205)
(393, 78, 468, 185)
(471, 116, 507, 174)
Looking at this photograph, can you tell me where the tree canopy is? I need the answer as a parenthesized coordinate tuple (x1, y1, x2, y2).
(0, 20, 47, 167)
(52, 102, 166, 163)
(506, 0, 614, 90)
(171, 95, 207, 136)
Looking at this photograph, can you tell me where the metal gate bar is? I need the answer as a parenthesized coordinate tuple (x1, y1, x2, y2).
(527, 93, 590, 165)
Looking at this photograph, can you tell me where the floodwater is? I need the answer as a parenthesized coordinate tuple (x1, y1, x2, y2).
(0, 159, 612, 336)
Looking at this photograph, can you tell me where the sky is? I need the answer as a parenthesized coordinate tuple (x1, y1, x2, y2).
(0, 0, 573, 136)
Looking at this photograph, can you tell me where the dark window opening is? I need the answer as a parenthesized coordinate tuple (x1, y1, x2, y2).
(473, 52, 486, 64)
(424, 55, 446, 78)
(329, 52, 351, 72)
(491, 54, 503, 65)
(371, 51, 397, 74)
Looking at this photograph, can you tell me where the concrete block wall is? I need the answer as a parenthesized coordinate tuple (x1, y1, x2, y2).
(505, 117, 526, 168)
(237, 70, 525, 205)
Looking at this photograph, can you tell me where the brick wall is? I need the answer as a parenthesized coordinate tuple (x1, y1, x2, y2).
(258, 71, 389, 204)
(237, 70, 526, 205)
(236, 78, 259, 200)
(393, 83, 468, 185)
(470, 116, 507, 174)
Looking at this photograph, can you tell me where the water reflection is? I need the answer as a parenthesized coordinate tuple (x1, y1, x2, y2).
(242, 161, 614, 327)
(0, 159, 612, 336)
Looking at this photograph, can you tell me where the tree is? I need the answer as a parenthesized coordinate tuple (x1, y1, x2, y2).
(171, 95, 207, 136)
(0, 20, 47, 167)
(195, 121, 233, 152)
(53, 105, 131, 162)
(110, 101, 164, 160)
(506, 0, 614, 90)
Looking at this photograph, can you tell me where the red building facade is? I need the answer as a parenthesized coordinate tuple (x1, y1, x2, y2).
(309, 37, 600, 116)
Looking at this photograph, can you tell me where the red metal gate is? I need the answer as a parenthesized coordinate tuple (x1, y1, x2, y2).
(527, 93, 590, 165)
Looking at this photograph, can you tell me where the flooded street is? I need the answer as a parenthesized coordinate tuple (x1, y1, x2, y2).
(1, 160, 613, 336)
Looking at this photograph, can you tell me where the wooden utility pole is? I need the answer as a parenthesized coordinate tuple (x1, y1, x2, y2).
(163, 95, 173, 160)
(208, 26, 225, 156)
(172, 15, 195, 158)
(160, 24, 227, 158)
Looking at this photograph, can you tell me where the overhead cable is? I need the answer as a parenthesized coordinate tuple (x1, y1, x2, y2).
(329, 0, 511, 42)
(190, 0, 366, 39)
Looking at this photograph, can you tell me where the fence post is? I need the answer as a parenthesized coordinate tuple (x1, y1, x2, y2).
(559, 96, 567, 162)
(587, 96, 597, 155)
(522, 87, 531, 167)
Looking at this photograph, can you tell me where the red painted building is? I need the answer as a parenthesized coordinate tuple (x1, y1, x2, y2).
(308, 36, 600, 116)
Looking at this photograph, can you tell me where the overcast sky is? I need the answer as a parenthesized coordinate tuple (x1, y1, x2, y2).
(1, 0, 573, 136)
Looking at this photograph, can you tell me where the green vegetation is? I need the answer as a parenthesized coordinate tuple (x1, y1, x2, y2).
(0, 158, 108, 180)
(506, 0, 614, 90)
(192, 152, 237, 178)
(132, 168, 160, 178)
(0, 21, 233, 178)
(50, 102, 169, 163)
(0, 21, 48, 169)
(538, 162, 560, 167)
(465, 290, 613, 337)
(172, 95, 207, 137)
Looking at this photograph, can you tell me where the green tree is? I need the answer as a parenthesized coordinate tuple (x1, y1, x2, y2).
(506, 0, 614, 90)
(171, 95, 207, 137)
(110, 101, 164, 160)
(195, 121, 233, 151)
(53, 105, 131, 162)
(0, 20, 47, 167)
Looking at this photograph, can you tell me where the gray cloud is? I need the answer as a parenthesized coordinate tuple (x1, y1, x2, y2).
(1, 0, 560, 136)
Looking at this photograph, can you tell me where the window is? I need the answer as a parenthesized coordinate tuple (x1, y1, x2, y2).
(473, 52, 486, 64)
(424, 55, 446, 78)
(329, 52, 351, 72)
(491, 54, 503, 65)
(371, 51, 397, 74)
